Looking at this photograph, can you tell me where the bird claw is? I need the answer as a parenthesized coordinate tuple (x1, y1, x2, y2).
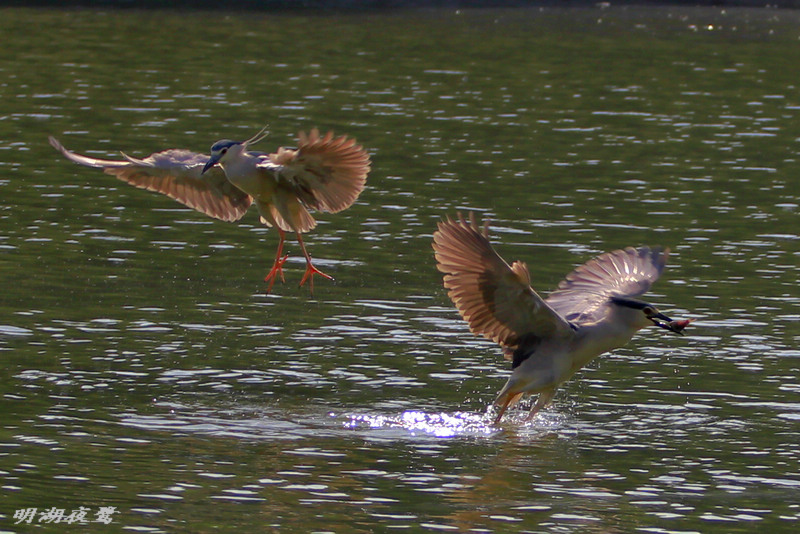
(299, 262, 333, 295)
(264, 254, 289, 293)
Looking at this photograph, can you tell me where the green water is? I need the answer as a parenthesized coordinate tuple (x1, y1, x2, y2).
(1, 5, 799, 532)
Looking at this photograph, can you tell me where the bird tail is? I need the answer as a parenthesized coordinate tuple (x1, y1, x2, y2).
(258, 199, 317, 234)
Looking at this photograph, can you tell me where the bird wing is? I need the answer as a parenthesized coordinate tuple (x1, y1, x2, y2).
(49, 136, 252, 222)
(260, 129, 370, 214)
(432, 213, 574, 350)
(545, 246, 669, 324)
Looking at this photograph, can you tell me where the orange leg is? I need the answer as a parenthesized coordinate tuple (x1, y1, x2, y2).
(264, 229, 289, 293)
(295, 232, 333, 295)
(494, 392, 524, 425)
(494, 388, 556, 425)
(522, 389, 556, 423)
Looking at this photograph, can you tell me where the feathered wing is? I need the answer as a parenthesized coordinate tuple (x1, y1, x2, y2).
(432, 213, 574, 351)
(545, 246, 669, 324)
(263, 129, 370, 214)
(49, 136, 252, 222)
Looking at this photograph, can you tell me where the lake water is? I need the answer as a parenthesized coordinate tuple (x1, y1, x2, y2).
(1, 4, 800, 532)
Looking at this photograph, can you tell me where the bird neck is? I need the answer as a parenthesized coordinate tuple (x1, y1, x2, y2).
(219, 149, 257, 175)
(577, 312, 641, 354)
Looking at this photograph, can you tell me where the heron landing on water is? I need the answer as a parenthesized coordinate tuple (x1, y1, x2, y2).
(50, 127, 371, 294)
(432, 212, 692, 425)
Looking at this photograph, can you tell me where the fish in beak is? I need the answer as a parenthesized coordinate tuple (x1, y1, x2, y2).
(650, 311, 693, 335)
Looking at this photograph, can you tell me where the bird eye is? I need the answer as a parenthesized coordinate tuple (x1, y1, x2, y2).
(221, 148, 227, 155)
(643, 307, 655, 316)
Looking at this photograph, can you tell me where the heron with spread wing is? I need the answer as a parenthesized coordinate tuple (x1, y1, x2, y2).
(432, 212, 691, 424)
(50, 127, 371, 293)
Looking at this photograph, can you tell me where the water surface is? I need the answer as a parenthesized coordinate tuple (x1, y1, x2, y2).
(1, 5, 800, 532)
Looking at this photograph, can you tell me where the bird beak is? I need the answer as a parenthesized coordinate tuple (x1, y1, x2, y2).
(650, 312, 693, 335)
(201, 155, 220, 175)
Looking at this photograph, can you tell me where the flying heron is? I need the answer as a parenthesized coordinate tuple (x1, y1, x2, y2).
(432, 212, 691, 424)
(49, 127, 371, 293)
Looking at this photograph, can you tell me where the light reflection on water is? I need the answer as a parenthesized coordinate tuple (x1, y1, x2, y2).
(345, 410, 500, 438)
(120, 402, 508, 441)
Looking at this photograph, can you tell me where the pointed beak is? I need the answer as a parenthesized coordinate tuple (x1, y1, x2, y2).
(650, 312, 693, 335)
(202, 155, 220, 175)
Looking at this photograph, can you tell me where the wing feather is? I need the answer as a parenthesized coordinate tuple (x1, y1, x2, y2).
(545, 246, 669, 323)
(262, 129, 370, 214)
(432, 213, 573, 350)
(49, 136, 252, 222)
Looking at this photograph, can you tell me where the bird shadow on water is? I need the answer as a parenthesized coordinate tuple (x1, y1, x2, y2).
(116, 399, 571, 443)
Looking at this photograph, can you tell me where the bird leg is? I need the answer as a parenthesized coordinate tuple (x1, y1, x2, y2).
(493, 392, 524, 425)
(295, 231, 333, 295)
(493, 388, 557, 425)
(264, 229, 289, 293)
(522, 389, 556, 423)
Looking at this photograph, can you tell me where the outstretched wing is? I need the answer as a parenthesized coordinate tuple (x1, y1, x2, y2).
(49, 136, 252, 222)
(545, 246, 668, 324)
(432, 213, 574, 350)
(262, 129, 370, 213)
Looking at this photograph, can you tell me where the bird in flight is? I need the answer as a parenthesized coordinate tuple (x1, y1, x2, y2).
(50, 128, 371, 294)
(432, 212, 691, 424)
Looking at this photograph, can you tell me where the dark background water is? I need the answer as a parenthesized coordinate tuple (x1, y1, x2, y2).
(1, 5, 799, 532)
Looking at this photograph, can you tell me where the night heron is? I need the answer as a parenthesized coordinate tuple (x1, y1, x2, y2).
(432, 213, 691, 424)
(49, 128, 371, 293)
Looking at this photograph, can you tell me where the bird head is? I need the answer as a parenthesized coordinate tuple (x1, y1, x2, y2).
(202, 139, 240, 174)
(201, 126, 269, 175)
(610, 297, 691, 335)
